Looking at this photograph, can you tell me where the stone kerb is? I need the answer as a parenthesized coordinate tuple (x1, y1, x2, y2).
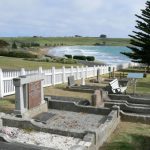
(91, 90, 103, 107)
(13, 74, 48, 118)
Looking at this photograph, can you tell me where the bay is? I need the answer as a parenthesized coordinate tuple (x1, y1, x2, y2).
(48, 46, 131, 65)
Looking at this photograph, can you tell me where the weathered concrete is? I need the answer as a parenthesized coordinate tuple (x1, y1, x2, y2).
(13, 74, 47, 118)
(91, 90, 104, 107)
(120, 111, 150, 124)
(104, 93, 150, 124)
(2, 98, 120, 150)
(108, 94, 150, 105)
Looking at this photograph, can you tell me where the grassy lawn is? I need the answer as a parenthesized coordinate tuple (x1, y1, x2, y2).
(99, 69, 150, 95)
(1, 37, 130, 46)
(0, 83, 91, 113)
(0, 56, 79, 69)
(101, 121, 150, 150)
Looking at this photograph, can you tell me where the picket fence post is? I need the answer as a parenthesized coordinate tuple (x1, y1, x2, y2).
(86, 66, 88, 78)
(52, 67, 56, 85)
(38, 66, 43, 74)
(0, 68, 4, 98)
(62, 66, 66, 83)
(94, 65, 96, 76)
(77, 66, 80, 79)
(71, 66, 74, 75)
(21, 68, 26, 76)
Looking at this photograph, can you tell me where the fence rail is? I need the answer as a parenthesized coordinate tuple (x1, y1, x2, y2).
(0, 62, 138, 98)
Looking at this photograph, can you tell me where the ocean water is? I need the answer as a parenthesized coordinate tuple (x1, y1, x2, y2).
(48, 46, 131, 65)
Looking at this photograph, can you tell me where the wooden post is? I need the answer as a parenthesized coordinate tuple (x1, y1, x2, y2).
(62, 66, 66, 83)
(0, 68, 4, 98)
(133, 79, 137, 95)
(52, 67, 55, 85)
(71, 66, 74, 76)
(21, 68, 26, 76)
(86, 66, 88, 78)
(112, 67, 115, 78)
(77, 66, 80, 79)
(38, 66, 43, 74)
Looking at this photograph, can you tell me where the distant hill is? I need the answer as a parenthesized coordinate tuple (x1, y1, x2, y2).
(0, 37, 130, 47)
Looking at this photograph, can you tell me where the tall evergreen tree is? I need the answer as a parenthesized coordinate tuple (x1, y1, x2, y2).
(12, 41, 17, 49)
(121, 1, 150, 71)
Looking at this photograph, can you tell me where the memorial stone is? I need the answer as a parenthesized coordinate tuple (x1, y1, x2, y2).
(97, 69, 100, 83)
(13, 74, 47, 118)
(68, 76, 75, 87)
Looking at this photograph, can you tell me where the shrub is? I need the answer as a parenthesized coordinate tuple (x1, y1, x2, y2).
(0, 40, 9, 48)
(65, 55, 72, 59)
(73, 55, 86, 60)
(94, 43, 101, 46)
(0, 50, 37, 58)
(31, 42, 40, 47)
(12, 42, 17, 49)
(86, 56, 95, 61)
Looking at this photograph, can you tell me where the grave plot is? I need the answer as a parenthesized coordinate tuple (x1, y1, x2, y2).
(1, 74, 120, 150)
(43, 109, 106, 132)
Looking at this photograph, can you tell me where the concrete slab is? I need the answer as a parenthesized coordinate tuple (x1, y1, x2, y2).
(0, 141, 52, 150)
(45, 109, 106, 132)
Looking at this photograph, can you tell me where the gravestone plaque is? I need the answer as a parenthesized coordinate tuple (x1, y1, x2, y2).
(28, 80, 41, 109)
(68, 76, 75, 87)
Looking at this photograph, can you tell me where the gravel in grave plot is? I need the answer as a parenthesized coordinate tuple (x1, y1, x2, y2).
(0, 126, 81, 150)
(46, 109, 106, 131)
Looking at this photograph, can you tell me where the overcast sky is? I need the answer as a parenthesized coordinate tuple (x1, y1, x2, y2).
(0, 0, 146, 37)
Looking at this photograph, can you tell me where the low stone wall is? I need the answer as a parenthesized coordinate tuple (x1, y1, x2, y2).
(95, 106, 120, 149)
(48, 99, 110, 116)
(45, 95, 89, 103)
(0, 113, 5, 127)
(68, 87, 94, 93)
(2, 115, 86, 139)
(23, 102, 48, 118)
(105, 102, 150, 115)
(108, 94, 150, 105)
(70, 133, 95, 150)
(120, 111, 150, 124)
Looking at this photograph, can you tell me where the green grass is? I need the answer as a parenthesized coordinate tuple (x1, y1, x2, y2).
(101, 122, 150, 150)
(0, 56, 79, 69)
(0, 37, 130, 46)
(0, 82, 91, 113)
(0, 96, 15, 113)
(101, 69, 150, 95)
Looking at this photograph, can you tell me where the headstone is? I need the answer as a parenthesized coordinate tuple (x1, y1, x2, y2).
(97, 69, 100, 82)
(13, 74, 47, 118)
(68, 76, 75, 87)
(91, 90, 104, 107)
(81, 77, 85, 85)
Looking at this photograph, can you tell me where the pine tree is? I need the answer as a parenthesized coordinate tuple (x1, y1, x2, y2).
(121, 1, 150, 71)
(12, 41, 17, 49)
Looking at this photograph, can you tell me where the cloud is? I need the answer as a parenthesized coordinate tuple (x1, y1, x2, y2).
(0, 0, 147, 37)
(73, 0, 103, 12)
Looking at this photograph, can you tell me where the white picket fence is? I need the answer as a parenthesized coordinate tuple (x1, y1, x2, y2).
(0, 65, 110, 98)
(0, 62, 138, 98)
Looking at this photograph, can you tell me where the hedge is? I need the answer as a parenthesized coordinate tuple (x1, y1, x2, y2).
(86, 56, 95, 61)
(73, 55, 87, 60)
(65, 54, 72, 59)
(0, 50, 37, 58)
(73, 55, 95, 61)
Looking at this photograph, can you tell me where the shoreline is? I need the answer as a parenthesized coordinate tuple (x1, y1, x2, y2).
(40, 46, 131, 66)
